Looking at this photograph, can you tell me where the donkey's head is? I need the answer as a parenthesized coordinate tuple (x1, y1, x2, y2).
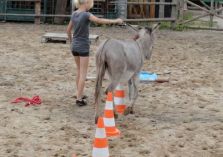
(136, 23, 160, 60)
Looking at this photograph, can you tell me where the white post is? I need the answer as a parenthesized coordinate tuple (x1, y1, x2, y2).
(71, 0, 74, 13)
(117, 0, 127, 19)
(210, 0, 214, 27)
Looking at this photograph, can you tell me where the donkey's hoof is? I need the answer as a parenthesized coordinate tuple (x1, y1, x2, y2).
(124, 107, 131, 116)
(95, 115, 99, 124)
(105, 88, 109, 95)
(114, 112, 119, 119)
(124, 107, 134, 115)
(130, 110, 135, 114)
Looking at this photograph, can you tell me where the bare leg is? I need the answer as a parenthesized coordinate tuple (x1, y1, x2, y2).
(74, 56, 80, 95)
(77, 57, 89, 100)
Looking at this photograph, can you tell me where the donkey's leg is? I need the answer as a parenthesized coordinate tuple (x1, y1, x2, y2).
(105, 64, 126, 118)
(105, 67, 123, 94)
(130, 76, 138, 114)
(105, 81, 120, 94)
(124, 78, 134, 115)
(105, 72, 123, 118)
(124, 76, 138, 115)
(128, 79, 133, 100)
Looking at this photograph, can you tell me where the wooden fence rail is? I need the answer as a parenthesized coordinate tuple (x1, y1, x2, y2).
(110, 2, 177, 5)
(0, 13, 71, 18)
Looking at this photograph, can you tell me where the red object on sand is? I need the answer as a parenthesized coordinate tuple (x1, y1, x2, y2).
(11, 96, 42, 107)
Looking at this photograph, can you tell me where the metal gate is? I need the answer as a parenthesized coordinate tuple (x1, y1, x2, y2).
(0, 0, 51, 22)
(0, 0, 6, 20)
(6, 0, 35, 21)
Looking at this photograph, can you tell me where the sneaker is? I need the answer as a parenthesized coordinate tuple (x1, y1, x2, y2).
(76, 99, 87, 107)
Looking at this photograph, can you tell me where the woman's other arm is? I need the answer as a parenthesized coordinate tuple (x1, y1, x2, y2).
(66, 21, 73, 43)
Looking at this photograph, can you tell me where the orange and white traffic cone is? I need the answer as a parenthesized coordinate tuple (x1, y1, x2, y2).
(92, 117, 109, 157)
(114, 84, 126, 114)
(104, 92, 120, 137)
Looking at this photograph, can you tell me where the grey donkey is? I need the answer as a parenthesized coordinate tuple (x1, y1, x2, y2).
(94, 24, 160, 122)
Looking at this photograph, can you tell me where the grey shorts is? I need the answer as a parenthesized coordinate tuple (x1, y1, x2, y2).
(71, 51, 89, 57)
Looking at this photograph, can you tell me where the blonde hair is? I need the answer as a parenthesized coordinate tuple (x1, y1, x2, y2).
(74, 0, 94, 9)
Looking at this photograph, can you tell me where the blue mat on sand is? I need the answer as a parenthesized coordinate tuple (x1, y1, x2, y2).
(139, 71, 158, 81)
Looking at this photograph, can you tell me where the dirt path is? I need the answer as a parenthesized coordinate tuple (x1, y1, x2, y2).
(0, 23, 222, 157)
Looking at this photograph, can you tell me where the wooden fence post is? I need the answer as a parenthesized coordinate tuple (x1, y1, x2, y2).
(35, 0, 41, 24)
(179, 0, 184, 21)
(171, 0, 177, 29)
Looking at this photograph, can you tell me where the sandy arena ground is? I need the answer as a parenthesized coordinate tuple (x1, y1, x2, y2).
(0, 23, 222, 157)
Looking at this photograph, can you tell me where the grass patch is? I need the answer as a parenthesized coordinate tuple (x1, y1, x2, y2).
(186, 20, 217, 28)
(183, 12, 193, 21)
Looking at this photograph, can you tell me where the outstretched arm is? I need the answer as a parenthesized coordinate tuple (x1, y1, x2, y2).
(66, 21, 73, 43)
(89, 15, 123, 25)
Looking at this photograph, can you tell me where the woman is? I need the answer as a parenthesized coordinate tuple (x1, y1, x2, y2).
(67, 0, 123, 106)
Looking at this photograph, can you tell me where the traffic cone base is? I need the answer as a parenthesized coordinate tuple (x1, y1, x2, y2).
(104, 117, 120, 137)
(106, 127, 120, 137)
(104, 92, 121, 138)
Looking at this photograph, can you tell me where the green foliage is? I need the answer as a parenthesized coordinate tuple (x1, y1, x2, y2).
(158, 12, 193, 31)
(159, 22, 171, 29)
(159, 22, 187, 31)
(175, 24, 187, 31)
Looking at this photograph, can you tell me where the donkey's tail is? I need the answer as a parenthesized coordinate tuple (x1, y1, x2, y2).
(94, 39, 110, 106)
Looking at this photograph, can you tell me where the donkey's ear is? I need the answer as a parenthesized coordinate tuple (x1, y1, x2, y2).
(145, 27, 152, 34)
